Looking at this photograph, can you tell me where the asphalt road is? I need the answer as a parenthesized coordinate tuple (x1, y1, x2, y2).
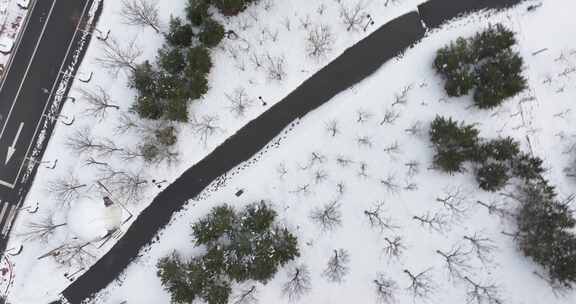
(62, 0, 523, 303)
(0, 0, 93, 249)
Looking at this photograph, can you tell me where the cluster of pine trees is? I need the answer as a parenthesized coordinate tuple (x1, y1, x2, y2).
(434, 24, 527, 109)
(429, 116, 576, 288)
(157, 201, 299, 304)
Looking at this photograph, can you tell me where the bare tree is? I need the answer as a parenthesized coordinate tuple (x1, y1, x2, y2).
(336, 155, 353, 167)
(226, 88, 254, 118)
(98, 166, 149, 204)
(436, 244, 472, 281)
(404, 121, 423, 136)
(463, 276, 503, 304)
(77, 86, 120, 121)
(313, 169, 328, 184)
(326, 120, 340, 137)
(96, 36, 143, 75)
(114, 112, 140, 135)
(52, 240, 96, 269)
(383, 141, 401, 157)
(364, 202, 398, 232)
(358, 161, 369, 178)
(265, 53, 286, 81)
(190, 115, 223, 147)
(323, 249, 350, 283)
(412, 212, 448, 233)
(374, 274, 398, 304)
(282, 264, 311, 302)
(20, 213, 66, 242)
(339, 1, 366, 31)
(66, 128, 123, 157)
(233, 285, 258, 304)
(380, 109, 400, 125)
(300, 152, 326, 170)
(382, 236, 405, 260)
(392, 84, 413, 106)
(405, 161, 420, 177)
(356, 110, 373, 124)
(463, 233, 497, 266)
(380, 174, 400, 194)
(310, 201, 342, 232)
(475, 200, 512, 219)
(306, 24, 334, 59)
(403, 268, 436, 300)
(356, 136, 373, 148)
(120, 0, 161, 33)
(46, 173, 87, 207)
(436, 187, 470, 221)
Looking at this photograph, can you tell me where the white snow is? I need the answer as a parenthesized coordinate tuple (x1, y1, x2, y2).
(67, 197, 122, 243)
(7, 0, 576, 303)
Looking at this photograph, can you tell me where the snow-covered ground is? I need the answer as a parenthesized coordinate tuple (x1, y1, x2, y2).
(8, 0, 576, 303)
(0, 0, 29, 73)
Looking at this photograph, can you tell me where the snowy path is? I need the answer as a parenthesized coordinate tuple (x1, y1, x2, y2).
(60, 0, 523, 303)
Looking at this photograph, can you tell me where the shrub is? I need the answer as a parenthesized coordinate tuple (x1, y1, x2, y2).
(516, 180, 576, 288)
(155, 126, 178, 146)
(158, 46, 186, 75)
(433, 38, 475, 97)
(199, 18, 225, 48)
(166, 17, 194, 48)
(434, 24, 526, 108)
(186, 0, 210, 26)
(511, 153, 545, 180)
(186, 46, 213, 75)
(430, 116, 479, 157)
(134, 95, 163, 120)
(471, 24, 516, 60)
(130, 61, 158, 98)
(140, 143, 160, 162)
(473, 49, 527, 109)
(476, 162, 509, 191)
(474, 137, 520, 163)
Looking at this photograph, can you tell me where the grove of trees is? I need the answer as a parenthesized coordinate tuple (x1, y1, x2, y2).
(157, 201, 299, 304)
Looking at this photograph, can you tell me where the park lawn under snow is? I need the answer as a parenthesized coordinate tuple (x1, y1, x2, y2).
(6, 0, 433, 303)
(84, 2, 576, 304)
(0, 0, 28, 69)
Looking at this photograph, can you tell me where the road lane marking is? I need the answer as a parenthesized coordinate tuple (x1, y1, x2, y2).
(5, 122, 24, 164)
(0, 0, 58, 140)
(0, 0, 40, 92)
(2, 205, 16, 236)
(0, 0, 92, 189)
(0, 204, 9, 229)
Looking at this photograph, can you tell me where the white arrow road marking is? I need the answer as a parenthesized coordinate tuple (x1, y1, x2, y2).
(5, 122, 24, 165)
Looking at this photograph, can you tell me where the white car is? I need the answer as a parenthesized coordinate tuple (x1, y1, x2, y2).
(0, 37, 14, 54)
(17, 0, 30, 9)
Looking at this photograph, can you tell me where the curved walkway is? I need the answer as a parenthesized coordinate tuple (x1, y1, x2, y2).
(61, 0, 522, 302)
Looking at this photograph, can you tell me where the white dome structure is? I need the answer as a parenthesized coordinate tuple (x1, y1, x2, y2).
(67, 196, 123, 242)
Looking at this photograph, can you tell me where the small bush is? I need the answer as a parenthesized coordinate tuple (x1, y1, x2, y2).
(199, 18, 225, 48)
(476, 162, 509, 191)
(186, 46, 213, 75)
(434, 24, 526, 108)
(511, 153, 545, 180)
(471, 24, 516, 60)
(474, 137, 520, 163)
(155, 126, 178, 146)
(158, 46, 186, 75)
(166, 17, 194, 48)
(473, 50, 527, 109)
(516, 180, 576, 288)
(186, 0, 210, 26)
(433, 38, 475, 97)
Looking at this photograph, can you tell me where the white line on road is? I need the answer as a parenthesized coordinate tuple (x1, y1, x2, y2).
(2, 205, 16, 236)
(0, 0, 92, 189)
(0, 204, 9, 229)
(0, 0, 58, 140)
(5, 122, 24, 165)
(0, 0, 40, 93)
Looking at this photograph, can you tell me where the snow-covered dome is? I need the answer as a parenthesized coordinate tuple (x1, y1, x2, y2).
(67, 196, 123, 242)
